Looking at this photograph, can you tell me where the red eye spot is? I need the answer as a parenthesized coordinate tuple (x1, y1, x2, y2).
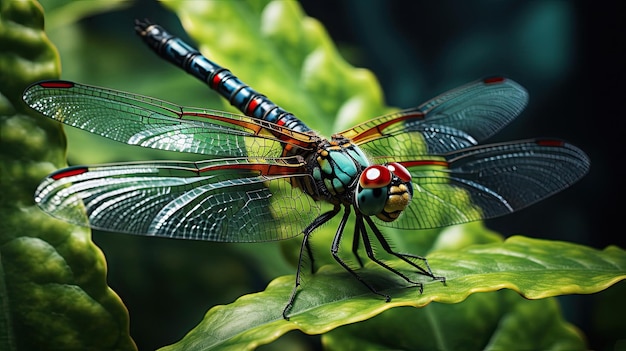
(359, 165, 392, 188)
(387, 162, 411, 182)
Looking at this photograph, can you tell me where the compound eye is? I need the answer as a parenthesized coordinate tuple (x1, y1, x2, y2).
(387, 162, 411, 182)
(359, 165, 392, 189)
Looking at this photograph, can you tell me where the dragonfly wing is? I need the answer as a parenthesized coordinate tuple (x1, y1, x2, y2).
(35, 158, 320, 242)
(372, 139, 589, 230)
(23, 81, 316, 158)
(339, 77, 528, 157)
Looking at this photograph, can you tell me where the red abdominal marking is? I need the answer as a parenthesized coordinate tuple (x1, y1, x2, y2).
(51, 166, 89, 180)
(210, 73, 222, 89)
(246, 96, 261, 116)
(39, 81, 75, 89)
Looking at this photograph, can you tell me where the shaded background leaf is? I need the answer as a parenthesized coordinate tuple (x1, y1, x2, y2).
(323, 291, 584, 351)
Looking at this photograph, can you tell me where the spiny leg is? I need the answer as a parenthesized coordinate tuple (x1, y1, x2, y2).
(355, 215, 424, 291)
(364, 216, 446, 284)
(331, 205, 391, 302)
(283, 206, 340, 320)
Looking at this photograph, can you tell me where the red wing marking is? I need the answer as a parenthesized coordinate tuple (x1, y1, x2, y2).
(536, 139, 565, 147)
(482, 76, 506, 85)
(51, 166, 89, 180)
(39, 81, 75, 89)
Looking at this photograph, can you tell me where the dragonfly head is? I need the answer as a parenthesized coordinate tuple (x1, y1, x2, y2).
(355, 162, 413, 222)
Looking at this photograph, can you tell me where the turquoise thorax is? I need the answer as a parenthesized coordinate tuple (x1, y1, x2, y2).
(311, 138, 370, 197)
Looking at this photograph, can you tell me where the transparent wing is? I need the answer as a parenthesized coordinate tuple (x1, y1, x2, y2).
(372, 139, 589, 229)
(339, 77, 528, 157)
(23, 81, 317, 158)
(34, 157, 320, 242)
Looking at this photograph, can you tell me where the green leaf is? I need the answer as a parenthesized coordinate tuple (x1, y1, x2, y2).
(323, 291, 584, 351)
(0, 1, 135, 350)
(163, 235, 623, 350)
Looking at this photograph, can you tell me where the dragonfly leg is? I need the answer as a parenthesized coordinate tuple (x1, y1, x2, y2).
(305, 239, 316, 273)
(364, 216, 446, 284)
(356, 215, 423, 290)
(330, 206, 391, 302)
(351, 221, 364, 268)
(283, 206, 340, 320)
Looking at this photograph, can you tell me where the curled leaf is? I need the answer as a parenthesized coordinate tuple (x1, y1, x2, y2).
(0, 1, 135, 350)
(162, 236, 623, 350)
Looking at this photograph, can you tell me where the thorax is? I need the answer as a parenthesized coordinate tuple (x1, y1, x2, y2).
(300, 135, 370, 203)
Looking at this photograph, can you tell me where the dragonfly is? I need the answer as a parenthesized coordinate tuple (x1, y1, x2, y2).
(23, 20, 590, 319)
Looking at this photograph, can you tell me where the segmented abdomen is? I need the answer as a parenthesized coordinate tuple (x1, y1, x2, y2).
(135, 20, 311, 133)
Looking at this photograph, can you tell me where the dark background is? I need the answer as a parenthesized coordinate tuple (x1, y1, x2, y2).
(42, 1, 625, 350)
(301, 0, 624, 251)
(302, 3, 625, 349)
(299, 3, 626, 349)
